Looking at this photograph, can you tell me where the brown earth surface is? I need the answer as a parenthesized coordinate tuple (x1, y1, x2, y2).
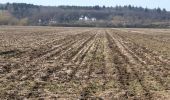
(0, 26, 170, 100)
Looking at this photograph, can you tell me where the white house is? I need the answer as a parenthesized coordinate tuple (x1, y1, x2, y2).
(79, 17, 84, 21)
(84, 16, 89, 21)
(91, 18, 97, 21)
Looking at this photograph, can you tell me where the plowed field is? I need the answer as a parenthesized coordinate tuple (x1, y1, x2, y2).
(0, 26, 170, 100)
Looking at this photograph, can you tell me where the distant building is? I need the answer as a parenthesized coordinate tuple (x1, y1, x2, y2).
(91, 18, 97, 21)
(79, 17, 84, 21)
(38, 19, 42, 23)
(79, 16, 96, 21)
(49, 19, 57, 24)
(38, 19, 42, 25)
(84, 16, 89, 21)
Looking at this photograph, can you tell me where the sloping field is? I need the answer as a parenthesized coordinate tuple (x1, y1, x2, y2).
(0, 26, 169, 100)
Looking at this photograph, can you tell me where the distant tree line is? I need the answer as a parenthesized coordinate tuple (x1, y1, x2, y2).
(5, 3, 39, 18)
(0, 3, 170, 27)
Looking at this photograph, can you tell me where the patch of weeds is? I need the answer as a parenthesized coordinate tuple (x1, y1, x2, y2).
(105, 80, 119, 89)
(80, 82, 102, 99)
(45, 82, 67, 93)
(128, 79, 143, 97)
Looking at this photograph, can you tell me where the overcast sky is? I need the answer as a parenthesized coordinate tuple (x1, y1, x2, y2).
(0, 0, 169, 10)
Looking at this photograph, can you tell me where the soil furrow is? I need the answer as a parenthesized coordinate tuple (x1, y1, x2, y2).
(115, 32, 170, 89)
(106, 31, 153, 99)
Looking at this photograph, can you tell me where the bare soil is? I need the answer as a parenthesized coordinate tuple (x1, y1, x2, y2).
(0, 26, 169, 100)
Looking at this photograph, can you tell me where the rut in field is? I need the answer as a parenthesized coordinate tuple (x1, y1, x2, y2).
(0, 28, 170, 100)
